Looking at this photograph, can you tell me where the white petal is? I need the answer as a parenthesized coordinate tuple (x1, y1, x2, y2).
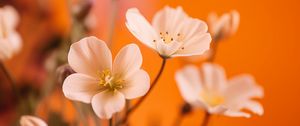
(62, 73, 100, 103)
(229, 10, 240, 35)
(20, 115, 47, 126)
(201, 63, 227, 92)
(225, 74, 264, 104)
(152, 6, 188, 34)
(119, 70, 150, 99)
(0, 39, 13, 60)
(180, 18, 209, 41)
(175, 65, 202, 105)
(125, 8, 159, 48)
(2, 6, 19, 29)
(68, 36, 112, 77)
(156, 40, 182, 57)
(173, 33, 211, 57)
(112, 44, 142, 79)
(223, 110, 251, 118)
(8, 32, 22, 53)
(91, 91, 125, 119)
(208, 105, 228, 114)
(242, 101, 264, 116)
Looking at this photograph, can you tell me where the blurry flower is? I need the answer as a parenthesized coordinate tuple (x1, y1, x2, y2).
(175, 63, 264, 118)
(56, 64, 75, 86)
(126, 6, 211, 58)
(63, 36, 150, 119)
(208, 10, 240, 41)
(20, 115, 47, 126)
(0, 6, 22, 60)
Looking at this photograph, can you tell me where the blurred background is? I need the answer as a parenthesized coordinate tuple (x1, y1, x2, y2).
(0, 0, 299, 126)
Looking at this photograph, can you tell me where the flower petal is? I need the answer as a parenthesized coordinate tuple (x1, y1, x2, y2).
(223, 110, 251, 118)
(201, 63, 227, 92)
(8, 32, 22, 53)
(180, 18, 209, 42)
(152, 6, 188, 35)
(112, 44, 142, 79)
(20, 115, 47, 126)
(172, 33, 211, 57)
(175, 65, 202, 105)
(225, 74, 264, 104)
(62, 73, 100, 103)
(68, 36, 112, 77)
(119, 69, 150, 99)
(156, 40, 182, 57)
(91, 91, 125, 119)
(229, 10, 240, 35)
(242, 101, 264, 116)
(126, 8, 159, 48)
(2, 6, 19, 29)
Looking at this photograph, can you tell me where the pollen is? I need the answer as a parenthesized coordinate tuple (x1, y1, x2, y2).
(201, 92, 224, 107)
(98, 69, 125, 92)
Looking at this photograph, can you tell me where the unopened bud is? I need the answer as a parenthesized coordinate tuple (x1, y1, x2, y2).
(56, 64, 75, 86)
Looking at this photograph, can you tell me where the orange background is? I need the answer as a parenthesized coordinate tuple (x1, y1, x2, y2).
(3, 0, 300, 126)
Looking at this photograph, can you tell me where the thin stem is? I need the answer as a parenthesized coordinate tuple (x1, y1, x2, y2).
(0, 62, 19, 100)
(201, 111, 211, 126)
(107, 0, 119, 48)
(207, 40, 219, 62)
(109, 118, 113, 126)
(121, 58, 167, 124)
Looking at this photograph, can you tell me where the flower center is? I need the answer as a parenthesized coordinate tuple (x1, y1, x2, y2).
(98, 69, 125, 92)
(153, 31, 184, 44)
(201, 92, 224, 107)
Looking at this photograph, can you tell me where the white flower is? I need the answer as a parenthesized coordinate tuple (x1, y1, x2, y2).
(0, 5, 22, 60)
(126, 6, 211, 58)
(175, 63, 264, 118)
(208, 10, 240, 40)
(62, 36, 150, 119)
(20, 115, 47, 126)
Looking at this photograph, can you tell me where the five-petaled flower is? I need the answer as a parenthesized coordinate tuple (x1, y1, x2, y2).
(63, 36, 150, 119)
(126, 6, 212, 58)
(175, 63, 264, 118)
(20, 115, 47, 126)
(0, 5, 22, 60)
(207, 10, 240, 40)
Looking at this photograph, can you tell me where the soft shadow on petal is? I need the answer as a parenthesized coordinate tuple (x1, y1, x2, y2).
(126, 8, 159, 48)
(91, 91, 125, 119)
(112, 44, 142, 79)
(68, 36, 112, 77)
(201, 63, 227, 92)
(20, 115, 47, 126)
(223, 110, 251, 118)
(62, 73, 100, 103)
(242, 100, 264, 116)
(175, 65, 202, 104)
(225, 74, 264, 104)
(119, 69, 150, 99)
(173, 33, 211, 57)
(156, 40, 182, 57)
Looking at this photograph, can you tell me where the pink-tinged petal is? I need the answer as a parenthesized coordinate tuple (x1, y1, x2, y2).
(229, 10, 240, 35)
(208, 105, 228, 114)
(91, 91, 125, 119)
(156, 40, 182, 57)
(119, 69, 150, 99)
(173, 33, 211, 57)
(68, 36, 112, 77)
(152, 6, 188, 34)
(20, 115, 47, 126)
(0, 39, 13, 60)
(175, 65, 202, 105)
(201, 63, 227, 92)
(242, 101, 264, 116)
(224, 110, 251, 118)
(113, 44, 142, 79)
(180, 18, 209, 42)
(8, 32, 22, 53)
(125, 8, 159, 48)
(225, 74, 264, 104)
(62, 73, 100, 103)
(209, 13, 230, 37)
(2, 6, 19, 29)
